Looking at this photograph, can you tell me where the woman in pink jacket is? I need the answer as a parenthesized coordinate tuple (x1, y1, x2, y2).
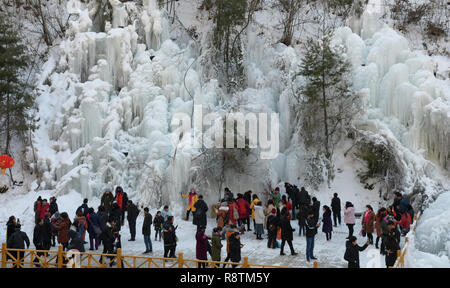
(344, 202, 355, 239)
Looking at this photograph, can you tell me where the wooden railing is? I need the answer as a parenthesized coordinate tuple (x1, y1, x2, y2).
(394, 207, 423, 268)
(1, 243, 317, 268)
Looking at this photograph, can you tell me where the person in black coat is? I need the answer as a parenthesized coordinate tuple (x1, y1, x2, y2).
(229, 232, 243, 267)
(311, 197, 320, 223)
(68, 230, 85, 252)
(331, 193, 341, 226)
(33, 219, 52, 250)
(305, 212, 320, 262)
(266, 208, 279, 249)
(163, 216, 177, 258)
(384, 221, 401, 267)
(97, 206, 108, 232)
(126, 200, 140, 241)
(284, 183, 297, 220)
(279, 212, 297, 256)
(99, 218, 116, 266)
(142, 207, 153, 253)
(110, 203, 122, 232)
(344, 236, 369, 268)
(297, 205, 307, 236)
(153, 211, 164, 241)
(6, 216, 16, 241)
(76, 198, 89, 217)
(193, 195, 208, 229)
(7, 224, 30, 267)
(49, 197, 59, 216)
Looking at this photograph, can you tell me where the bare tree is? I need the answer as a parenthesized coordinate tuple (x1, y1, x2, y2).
(277, 0, 303, 46)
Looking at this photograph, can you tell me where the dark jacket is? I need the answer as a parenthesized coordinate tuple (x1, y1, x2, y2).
(76, 204, 89, 217)
(297, 205, 308, 226)
(153, 215, 164, 230)
(33, 220, 52, 249)
(297, 188, 310, 205)
(322, 210, 333, 233)
(127, 203, 140, 222)
(195, 230, 208, 260)
(306, 217, 318, 238)
(344, 240, 368, 268)
(86, 212, 101, 235)
(68, 230, 85, 252)
(385, 228, 401, 253)
(331, 196, 341, 212)
(312, 200, 320, 222)
(229, 235, 241, 263)
(100, 223, 115, 246)
(101, 192, 115, 212)
(211, 232, 223, 261)
(7, 228, 30, 249)
(280, 216, 294, 241)
(267, 215, 280, 232)
(142, 213, 153, 235)
(193, 199, 208, 227)
(97, 211, 108, 232)
(163, 221, 177, 246)
(49, 202, 59, 216)
(6, 220, 16, 241)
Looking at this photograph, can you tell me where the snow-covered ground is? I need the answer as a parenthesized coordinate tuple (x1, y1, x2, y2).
(0, 188, 388, 268)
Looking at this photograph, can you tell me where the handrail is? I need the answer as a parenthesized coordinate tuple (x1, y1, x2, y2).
(0, 243, 316, 268)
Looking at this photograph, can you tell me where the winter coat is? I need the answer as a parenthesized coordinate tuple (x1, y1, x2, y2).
(110, 206, 122, 223)
(115, 192, 128, 211)
(7, 229, 30, 249)
(193, 199, 208, 227)
(127, 203, 140, 222)
(101, 192, 114, 212)
(56, 218, 71, 244)
(322, 210, 333, 233)
(39, 204, 50, 219)
(267, 215, 280, 232)
(86, 212, 101, 236)
(223, 191, 234, 202)
(271, 191, 281, 208)
(362, 210, 376, 234)
(33, 220, 52, 249)
(161, 210, 173, 222)
(99, 223, 115, 246)
(254, 205, 265, 225)
(217, 207, 229, 228)
(250, 198, 260, 220)
(398, 213, 411, 229)
(344, 240, 368, 268)
(312, 200, 320, 222)
(195, 230, 208, 260)
(163, 221, 177, 246)
(224, 229, 238, 253)
(344, 206, 356, 224)
(181, 192, 198, 211)
(306, 217, 318, 238)
(398, 197, 409, 214)
(74, 215, 88, 234)
(331, 196, 341, 212)
(236, 198, 250, 219)
(76, 204, 89, 217)
(375, 214, 383, 236)
(211, 232, 223, 261)
(385, 229, 400, 253)
(280, 216, 294, 241)
(68, 230, 85, 252)
(229, 236, 241, 263)
(211, 203, 220, 219)
(298, 188, 310, 205)
(297, 205, 308, 226)
(228, 202, 239, 225)
(142, 213, 153, 235)
(264, 204, 276, 229)
(6, 220, 16, 241)
(97, 211, 108, 232)
(153, 215, 164, 230)
(49, 202, 59, 216)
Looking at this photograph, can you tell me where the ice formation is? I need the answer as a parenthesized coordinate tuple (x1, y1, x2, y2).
(30, 0, 449, 223)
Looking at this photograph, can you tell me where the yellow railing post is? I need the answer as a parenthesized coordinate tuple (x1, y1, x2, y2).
(405, 237, 408, 243)
(1, 243, 7, 268)
(397, 250, 402, 268)
(116, 248, 122, 268)
(178, 252, 183, 268)
(57, 245, 63, 268)
(243, 257, 249, 268)
(313, 261, 318, 268)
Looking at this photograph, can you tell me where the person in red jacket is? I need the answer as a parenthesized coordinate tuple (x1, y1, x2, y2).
(281, 195, 293, 220)
(236, 194, 250, 233)
(227, 199, 239, 227)
(397, 212, 411, 236)
(39, 199, 50, 220)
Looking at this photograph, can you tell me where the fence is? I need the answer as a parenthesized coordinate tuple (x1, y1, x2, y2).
(394, 207, 423, 268)
(1, 243, 317, 268)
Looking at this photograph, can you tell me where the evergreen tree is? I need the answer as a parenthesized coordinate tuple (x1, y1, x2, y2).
(0, 15, 33, 155)
(294, 31, 358, 161)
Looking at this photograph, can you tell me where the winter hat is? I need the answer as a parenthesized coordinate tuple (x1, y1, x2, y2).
(275, 187, 280, 191)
